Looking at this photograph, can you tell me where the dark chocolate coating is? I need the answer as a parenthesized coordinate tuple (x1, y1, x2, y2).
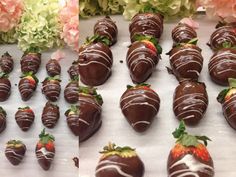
(173, 81, 208, 125)
(15, 109, 35, 131)
(209, 25, 236, 51)
(68, 61, 79, 79)
(0, 78, 11, 101)
(172, 23, 197, 43)
(129, 12, 163, 42)
(41, 101, 60, 128)
(0, 52, 14, 73)
(79, 42, 113, 86)
(18, 78, 37, 101)
(126, 41, 160, 83)
(167, 150, 214, 177)
(0, 112, 6, 133)
(79, 94, 102, 142)
(42, 80, 61, 102)
(36, 146, 55, 171)
(64, 80, 78, 104)
(96, 155, 145, 177)
(120, 87, 160, 132)
(208, 48, 236, 86)
(221, 92, 236, 130)
(169, 45, 203, 81)
(46, 59, 61, 77)
(94, 16, 118, 45)
(21, 53, 41, 74)
(5, 143, 26, 166)
(65, 106, 79, 136)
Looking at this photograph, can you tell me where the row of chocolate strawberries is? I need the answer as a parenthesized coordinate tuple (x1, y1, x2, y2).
(94, 122, 214, 177)
(4, 129, 56, 171)
(0, 52, 77, 103)
(166, 19, 208, 126)
(207, 22, 236, 130)
(0, 104, 78, 135)
(79, 16, 117, 86)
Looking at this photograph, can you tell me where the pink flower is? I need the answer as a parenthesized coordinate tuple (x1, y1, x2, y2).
(51, 49, 65, 61)
(59, 0, 79, 52)
(180, 18, 199, 29)
(0, 0, 24, 32)
(197, 0, 236, 22)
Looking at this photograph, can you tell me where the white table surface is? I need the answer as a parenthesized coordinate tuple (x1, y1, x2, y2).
(79, 15, 236, 177)
(0, 46, 79, 177)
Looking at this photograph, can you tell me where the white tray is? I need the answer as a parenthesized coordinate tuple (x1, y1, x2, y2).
(79, 15, 236, 177)
(0, 45, 78, 177)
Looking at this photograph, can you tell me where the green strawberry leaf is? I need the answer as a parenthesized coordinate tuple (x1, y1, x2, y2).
(188, 38, 198, 45)
(172, 120, 186, 139)
(229, 78, 236, 88)
(39, 128, 55, 144)
(0, 72, 9, 78)
(196, 136, 211, 146)
(0, 106, 6, 116)
(180, 134, 198, 147)
(133, 34, 162, 54)
(85, 34, 111, 46)
(79, 86, 103, 105)
(217, 88, 229, 103)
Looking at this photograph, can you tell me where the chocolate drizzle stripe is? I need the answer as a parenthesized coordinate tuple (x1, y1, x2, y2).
(79, 98, 101, 111)
(36, 147, 54, 160)
(122, 102, 159, 112)
(223, 95, 236, 108)
(79, 61, 111, 71)
(79, 119, 90, 126)
(132, 121, 150, 127)
(209, 53, 236, 72)
(169, 154, 214, 177)
(172, 27, 196, 39)
(96, 165, 132, 177)
(174, 93, 208, 102)
(80, 48, 112, 64)
(5, 149, 25, 161)
(170, 48, 202, 60)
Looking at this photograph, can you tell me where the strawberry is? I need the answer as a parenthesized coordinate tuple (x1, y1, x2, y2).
(0, 106, 7, 133)
(78, 86, 103, 142)
(42, 75, 61, 102)
(65, 105, 79, 136)
(167, 38, 203, 81)
(120, 83, 160, 132)
(18, 72, 38, 101)
(0, 52, 14, 74)
(0, 72, 11, 101)
(67, 60, 79, 80)
(79, 35, 113, 86)
(167, 121, 214, 177)
(217, 78, 236, 129)
(21, 52, 41, 74)
(46, 59, 61, 77)
(64, 77, 79, 104)
(5, 140, 26, 166)
(127, 35, 161, 83)
(95, 143, 145, 177)
(15, 106, 35, 131)
(35, 129, 55, 171)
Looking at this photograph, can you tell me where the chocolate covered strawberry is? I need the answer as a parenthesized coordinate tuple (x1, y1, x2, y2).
(217, 78, 236, 130)
(42, 75, 61, 102)
(0, 106, 7, 133)
(67, 60, 79, 79)
(21, 52, 41, 74)
(173, 80, 208, 125)
(65, 105, 79, 136)
(46, 59, 61, 77)
(79, 35, 113, 86)
(0, 72, 11, 101)
(167, 39, 203, 81)
(35, 129, 55, 171)
(5, 140, 26, 166)
(41, 101, 60, 129)
(167, 121, 214, 177)
(79, 86, 103, 142)
(18, 72, 38, 101)
(120, 83, 160, 132)
(0, 52, 14, 74)
(96, 143, 145, 177)
(64, 78, 79, 104)
(15, 106, 35, 131)
(126, 35, 162, 83)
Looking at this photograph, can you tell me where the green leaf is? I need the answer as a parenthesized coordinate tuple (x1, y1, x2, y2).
(0, 106, 6, 116)
(229, 78, 236, 88)
(217, 88, 229, 103)
(0, 72, 8, 79)
(85, 34, 111, 46)
(196, 136, 211, 146)
(127, 85, 133, 89)
(180, 134, 198, 147)
(172, 120, 186, 139)
(188, 38, 198, 45)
